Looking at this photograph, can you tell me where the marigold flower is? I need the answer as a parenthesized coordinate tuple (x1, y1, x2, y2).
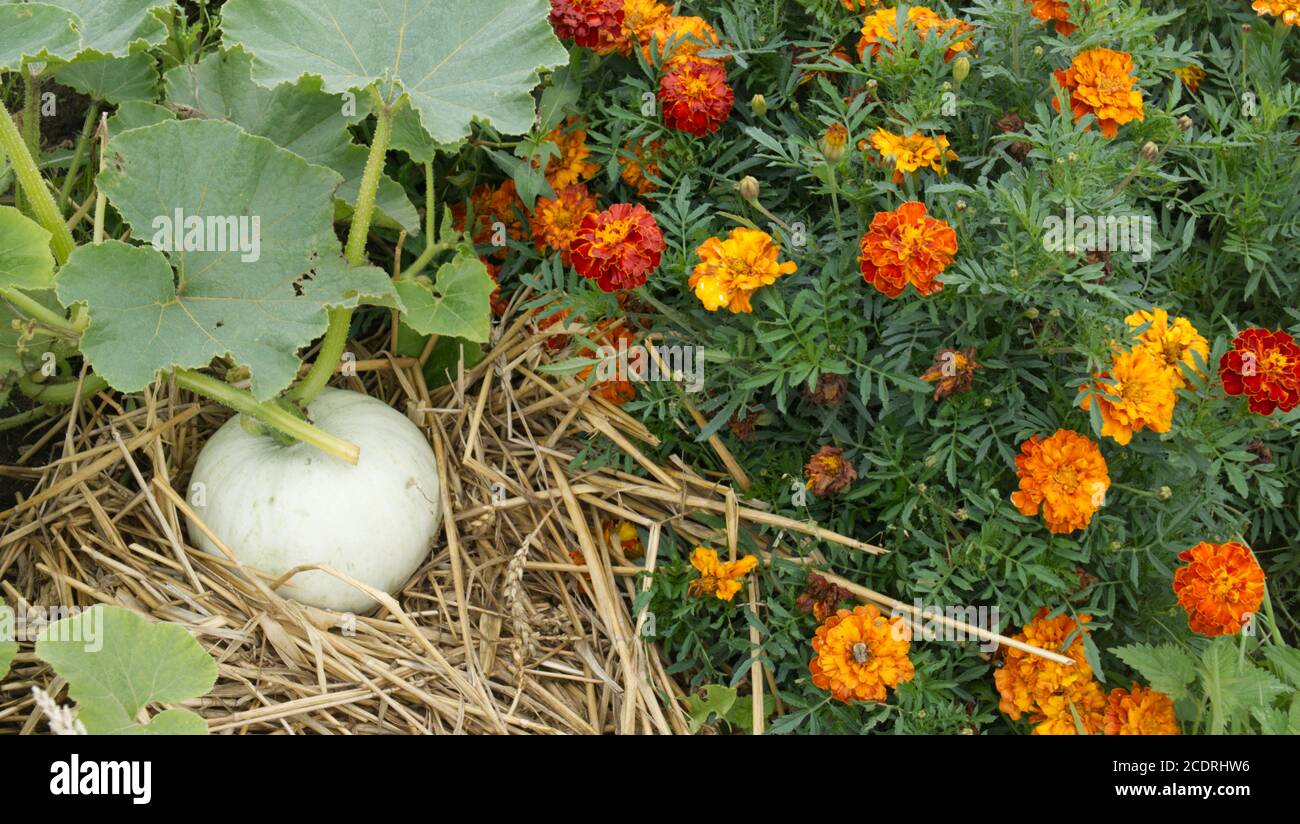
(619, 137, 663, 195)
(603, 519, 644, 560)
(570, 203, 665, 291)
(821, 122, 849, 162)
(797, 572, 854, 622)
(453, 180, 526, 257)
(1031, 679, 1106, 735)
(1104, 683, 1180, 735)
(1253, 0, 1300, 26)
(994, 608, 1095, 720)
(810, 604, 915, 703)
(858, 6, 975, 63)
(578, 320, 638, 405)
(870, 129, 957, 184)
(1011, 429, 1109, 534)
(688, 546, 757, 602)
(858, 201, 958, 298)
(1125, 308, 1208, 388)
(689, 227, 797, 313)
(1027, 0, 1081, 36)
(840, 0, 882, 10)
(1052, 48, 1145, 138)
(641, 15, 721, 67)
(549, 0, 626, 53)
(804, 373, 849, 408)
(530, 184, 598, 265)
(621, 0, 673, 53)
(1173, 541, 1266, 637)
(658, 59, 734, 136)
(1078, 346, 1177, 446)
(484, 259, 510, 316)
(1174, 64, 1206, 93)
(805, 445, 857, 497)
(538, 118, 599, 190)
(921, 347, 980, 400)
(1219, 327, 1300, 415)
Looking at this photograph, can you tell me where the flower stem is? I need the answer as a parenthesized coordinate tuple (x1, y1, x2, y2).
(59, 102, 100, 209)
(0, 96, 76, 264)
(0, 287, 80, 337)
(173, 369, 360, 464)
(0, 405, 51, 433)
(290, 90, 402, 406)
(18, 371, 108, 404)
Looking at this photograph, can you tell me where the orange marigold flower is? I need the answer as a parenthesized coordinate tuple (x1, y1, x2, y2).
(1174, 64, 1206, 93)
(641, 15, 722, 67)
(688, 546, 757, 601)
(1253, 0, 1300, 26)
(1052, 48, 1145, 138)
(453, 180, 526, 257)
(538, 118, 599, 190)
(570, 203, 665, 291)
(549, 0, 626, 54)
(658, 58, 734, 136)
(810, 604, 915, 704)
(1173, 541, 1266, 637)
(857, 7, 975, 63)
(840, 0, 881, 10)
(1219, 327, 1300, 416)
(619, 137, 663, 195)
(805, 445, 857, 497)
(921, 347, 980, 400)
(689, 227, 797, 313)
(621, 0, 673, 54)
(1031, 679, 1106, 735)
(530, 184, 598, 265)
(858, 201, 957, 298)
(1104, 683, 1180, 735)
(1026, 0, 1081, 36)
(603, 519, 644, 560)
(1011, 429, 1109, 534)
(994, 608, 1095, 720)
(1125, 308, 1208, 388)
(870, 128, 957, 184)
(578, 320, 637, 406)
(484, 259, 510, 316)
(1078, 346, 1177, 446)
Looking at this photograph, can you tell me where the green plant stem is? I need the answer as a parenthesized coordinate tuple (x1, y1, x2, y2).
(1261, 584, 1285, 646)
(59, 102, 100, 209)
(18, 371, 108, 404)
(0, 287, 79, 337)
(0, 405, 52, 432)
(0, 97, 76, 264)
(399, 161, 452, 282)
(290, 92, 402, 406)
(173, 369, 360, 464)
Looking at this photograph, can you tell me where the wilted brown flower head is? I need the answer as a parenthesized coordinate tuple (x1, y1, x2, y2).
(805, 373, 849, 408)
(797, 572, 855, 621)
(995, 112, 1032, 162)
(920, 347, 980, 400)
(805, 445, 858, 496)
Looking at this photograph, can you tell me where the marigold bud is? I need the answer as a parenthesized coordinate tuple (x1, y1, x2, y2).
(751, 93, 768, 116)
(916, 483, 927, 494)
(1157, 486, 1172, 500)
(738, 175, 760, 202)
(1033, 46, 1044, 57)
(952, 56, 970, 83)
(1177, 115, 1193, 131)
(1140, 141, 1160, 161)
(820, 122, 848, 163)
(1024, 307, 1039, 319)
(866, 79, 878, 91)
(956, 199, 967, 212)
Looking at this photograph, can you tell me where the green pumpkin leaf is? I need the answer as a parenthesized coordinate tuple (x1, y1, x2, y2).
(221, 0, 567, 143)
(53, 51, 159, 104)
(163, 49, 418, 234)
(686, 684, 737, 733)
(0, 0, 170, 71)
(105, 99, 172, 133)
(393, 250, 495, 344)
(36, 605, 217, 735)
(0, 3, 81, 70)
(390, 106, 460, 164)
(55, 118, 398, 400)
(0, 206, 55, 291)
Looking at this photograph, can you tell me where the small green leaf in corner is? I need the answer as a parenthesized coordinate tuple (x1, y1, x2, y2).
(395, 251, 495, 344)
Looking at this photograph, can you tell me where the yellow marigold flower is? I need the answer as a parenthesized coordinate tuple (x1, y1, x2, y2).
(689, 227, 797, 313)
(688, 546, 757, 601)
(1174, 64, 1206, 93)
(1052, 48, 1145, 138)
(994, 609, 1095, 719)
(530, 184, 598, 265)
(1011, 430, 1109, 534)
(641, 15, 722, 67)
(1079, 346, 1177, 446)
(1125, 307, 1208, 388)
(858, 6, 975, 63)
(618, 137, 663, 195)
(1253, 0, 1300, 26)
(538, 118, 599, 190)
(821, 122, 849, 162)
(810, 604, 915, 704)
(870, 128, 957, 183)
(1104, 683, 1181, 735)
(1031, 679, 1107, 735)
(621, 0, 673, 54)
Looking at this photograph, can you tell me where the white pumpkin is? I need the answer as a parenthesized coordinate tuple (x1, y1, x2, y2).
(186, 388, 442, 614)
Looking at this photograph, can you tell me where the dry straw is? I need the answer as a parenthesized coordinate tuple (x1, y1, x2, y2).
(0, 303, 1066, 735)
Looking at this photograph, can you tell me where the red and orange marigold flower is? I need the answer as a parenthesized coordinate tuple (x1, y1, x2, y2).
(549, 0, 626, 53)
(530, 184, 598, 265)
(1011, 429, 1109, 534)
(570, 203, 665, 291)
(578, 320, 638, 406)
(1173, 541, 1266, 637)
(920, 347, 980, 400)
(1219, 327, 1300, 415)
(1053, 48, 1145, 138)
(1104, 683, 1180, 735)
(858, 201, 958, 298)
(658, 58, 734, 136)
(688, 546, 757, 602)
(1253, 0, 1300, 26)
(453, 180, 526, 257)
(870, 129, 957, 184)
(810, 604, 915, 704)
(603, 518, 644, 560)
(538, 118, 600, 190)
(689, 227, 797, 313)
(1078, 345, 1177, 446)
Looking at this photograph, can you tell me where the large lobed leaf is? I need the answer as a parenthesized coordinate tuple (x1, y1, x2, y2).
(394, 250, 496, 344)
(56, 118, 398, 400)
(221, 0, 568, 143)
(0, 0, 171, 70)
(36, 605, 217, 735)
(0, 207, 56, 406)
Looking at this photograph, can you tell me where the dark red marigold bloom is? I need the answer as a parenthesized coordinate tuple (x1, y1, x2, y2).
(549, 0, 625, 52)
(1219, 327, 1300, 415)
(658, 59, 734, 136)
(569, 203, 666, 291)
